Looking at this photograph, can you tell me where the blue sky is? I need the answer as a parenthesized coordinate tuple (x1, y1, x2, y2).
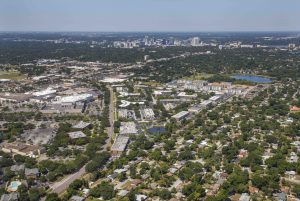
(1, 0, 300, 32)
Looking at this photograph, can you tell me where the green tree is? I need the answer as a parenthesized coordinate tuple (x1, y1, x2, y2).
(90, 181, 115, 200)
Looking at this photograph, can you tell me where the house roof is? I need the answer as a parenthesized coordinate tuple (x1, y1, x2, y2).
(0, 193, 19, 201)
(25, 168, 39, 176)
(10, 164, 25, 172)
(70, 195, 85, 201)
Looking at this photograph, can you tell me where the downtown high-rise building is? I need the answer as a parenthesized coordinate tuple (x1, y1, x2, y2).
(191, 37, 200, 46)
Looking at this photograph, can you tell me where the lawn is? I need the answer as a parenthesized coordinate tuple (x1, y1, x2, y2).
(0, 71, 26, 81)
(183, 73, 214, 80)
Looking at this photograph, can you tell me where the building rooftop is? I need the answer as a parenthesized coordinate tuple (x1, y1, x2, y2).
(32, 88, 56, 97)
(111, 135, 130, 152)
(25, 168, 39, 176)
(70, 195, 85, 201)
(72, 121, 91, 129)
(172, 111, 189, 119)
(0, 93, 32, 102)
(10, 164, 25, 172)
(0, 193, 19, 201)
(68, 131, 87, 139)
(120, 122, 138, 135)
(53, 93, 93, 103)
(2, 141, 42, 157)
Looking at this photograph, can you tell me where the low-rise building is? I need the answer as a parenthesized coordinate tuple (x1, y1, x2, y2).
(10, 164, 25, 173)
(188, 105, 202, 114)
(172, 111, 189, 121)
(2, 141, 44, 158)
(120, 122, 138, 135)
(140, 108, 155, 120)
(118, 109, 136, 119)
(239, 193, 251, 201)
(72, 121, 91, 129)
(0, 193, 19, 201)
(111, 135, 130, 156)
(0, 93, 32, 106)
(70, 195, 85, 201)
(41, 102, 85, 114)
(25, 168, 40, 179)
(68, 131, 87, 139)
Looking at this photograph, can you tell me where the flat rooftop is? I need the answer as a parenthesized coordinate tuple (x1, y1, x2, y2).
(172, 111, 189, 119)
(120, 122, 138, 135)
(68, 131, 87, 139)
(111, 135, 130, 152)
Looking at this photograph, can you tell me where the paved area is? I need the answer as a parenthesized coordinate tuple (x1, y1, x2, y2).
(50, 165, 86, 194)
(103, 85, 114, 150)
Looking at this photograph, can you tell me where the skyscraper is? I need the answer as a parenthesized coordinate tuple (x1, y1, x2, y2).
(191, 37, 200, 46)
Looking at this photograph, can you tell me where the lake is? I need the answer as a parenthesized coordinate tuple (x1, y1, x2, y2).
(232, 75, 272, 83)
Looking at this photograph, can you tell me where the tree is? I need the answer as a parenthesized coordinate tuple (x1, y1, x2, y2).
(85, 161, 98, 173)
(183, 183, 196, 196)
(18, 184, 29, 201)
(130, 165, 137, 179)
(3, 169, 15, 181)
(293, 185, 300, 198)
(85, 152, 110, 173)
(154, 189, 172, 200)
(252, 174, 268, 189)
(118, 172, 127, 182)
(179, 167, 194, 181)
(29, 188, 44, 201)
(45, 193, 61, 201)
(222, 168, 249, 194)
(90, 181, 115, 200)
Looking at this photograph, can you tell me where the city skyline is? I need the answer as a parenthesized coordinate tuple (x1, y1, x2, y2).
(1, 0, 300, 32)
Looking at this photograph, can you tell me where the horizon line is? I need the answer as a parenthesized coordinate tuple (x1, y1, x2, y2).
(1, 30, 300, 34)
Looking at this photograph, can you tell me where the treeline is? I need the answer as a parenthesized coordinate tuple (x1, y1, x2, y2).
(131, 48, 300, 82)
(0, 41, 145, 64)
(92, 82, 111, 128)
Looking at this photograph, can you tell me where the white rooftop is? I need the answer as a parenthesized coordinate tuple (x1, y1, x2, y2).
(68, 131, 87, 139)
(172, 111, 189, 119)
(101, 77, 125, 83)
(120, 122, 138, 135)
(72, 121, 91, 129)
(111, 135, 130, 152)
(32, 88, 56, 97)
(53, 93, 93, 103)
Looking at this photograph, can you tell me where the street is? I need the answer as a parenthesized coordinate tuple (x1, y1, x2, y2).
(50, 165, 86, 194)
(103, 85, 115, 150)
(49, 85, 115, 194)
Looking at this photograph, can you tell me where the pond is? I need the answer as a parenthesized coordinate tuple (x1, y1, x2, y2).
(232, 75, 272, 83)
(148, 127, 166, 134)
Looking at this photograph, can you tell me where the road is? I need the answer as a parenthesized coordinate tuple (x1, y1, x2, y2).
(103, 85, 115, 150)
(50, 165, 86, 194)
(49, 85, 115, 194)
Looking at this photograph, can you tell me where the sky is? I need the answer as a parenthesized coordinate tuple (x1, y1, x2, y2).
(1, 0, 300, 32)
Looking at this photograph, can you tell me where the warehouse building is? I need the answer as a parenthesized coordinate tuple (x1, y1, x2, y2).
(172, 111, 190, 121)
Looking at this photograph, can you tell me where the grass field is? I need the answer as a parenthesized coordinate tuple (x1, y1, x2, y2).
(143, 81, 163, 87)
(0, 71, 26, 81)
(184, 73, 214, 80)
